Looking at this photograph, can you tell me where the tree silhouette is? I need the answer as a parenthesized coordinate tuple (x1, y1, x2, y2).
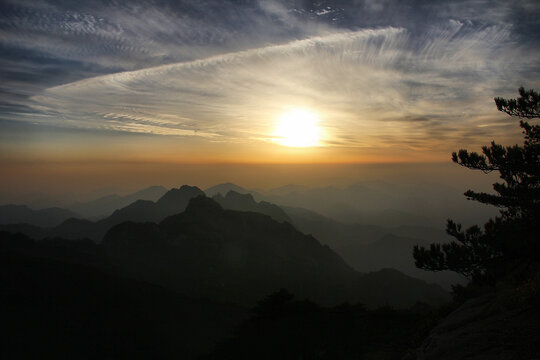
(413, 87, 540, 284)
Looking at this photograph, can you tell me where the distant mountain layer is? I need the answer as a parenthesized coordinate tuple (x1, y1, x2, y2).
(204, 196, 463, 289)
(0, 204, 80, 228)
(213, 191, 291, 223)
(103, 196, 449, 308)
(67, 185, 168, 218)
(338, 234, 466, 289)
(240, 181, 498, 227)
(0, 185, 204, 242)
(205, 183, 253, 197)
(283, 206, 465, 289)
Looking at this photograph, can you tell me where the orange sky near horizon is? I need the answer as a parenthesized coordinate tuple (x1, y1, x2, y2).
(0, 159, 500, 198)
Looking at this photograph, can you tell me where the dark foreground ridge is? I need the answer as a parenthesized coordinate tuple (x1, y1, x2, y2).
(0, 232, 249, 359)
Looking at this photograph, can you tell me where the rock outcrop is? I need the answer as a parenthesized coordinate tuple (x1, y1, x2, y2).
(411, 284, 540, 360)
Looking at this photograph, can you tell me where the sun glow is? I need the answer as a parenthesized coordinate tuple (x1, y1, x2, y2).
(274, 110, 321, 147)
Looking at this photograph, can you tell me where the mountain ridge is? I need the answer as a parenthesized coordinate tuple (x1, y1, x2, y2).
(67, 185, 168, 219)
(212, 190, 291, 223)
(102, 195, 449, 308)
(0, 204, 80, 228)
(0, 185, 204, 242)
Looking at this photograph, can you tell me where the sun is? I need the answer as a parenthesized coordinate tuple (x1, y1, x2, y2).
(274, 109, 321, 147)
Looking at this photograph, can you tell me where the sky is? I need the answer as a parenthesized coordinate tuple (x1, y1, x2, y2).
(1, 0, 540, 194)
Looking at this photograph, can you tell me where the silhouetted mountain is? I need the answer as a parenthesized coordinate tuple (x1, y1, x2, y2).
(0, 187, 452, 305)
(0, 232, 248, 359)
(103, 195, 449, 308)
(101, 185, 205, 227)
(0, 191, 79, 209)
(88, 185, 204, 241)
(0, 185, 204, 242)
(0, 231, 106, 268)
(205, 183, 253, 197)
(106, 200, 158, 223)
(0, 216, 107, 242)
(284, 204, 450, 244)
(67, 185, 168, 219)
(280, 205, 466, 289)
(283, 205, 387, 247)
(259, 181, 497, 227)
(203, 197, 462, 289)
(52, 217, 103, 241)
(156, 185, 205, 212)
(205, 183, 265, 202)
(339, 234, 466, 289)
(0, 204, 80, 227)
(0, 223, 49, 240)
(212, 192, 458, 288)
(213, 191, 291, 223)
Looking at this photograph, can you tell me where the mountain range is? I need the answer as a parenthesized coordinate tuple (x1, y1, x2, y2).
(102, 194, 448, 308)
(0, 185, 204, 242)
(212, 190, 291, 223)
(206, 181, 498, 227)
(210, 188, 464, 289)
(0, 183, 466, 290)
(0, 204, 80, 228)
(205, 182, 261, 199)
(0, 185, 450, 308)
(67, 185, 168, 219)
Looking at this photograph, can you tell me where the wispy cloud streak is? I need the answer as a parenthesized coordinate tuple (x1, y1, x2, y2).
(30, 23, 539, 150)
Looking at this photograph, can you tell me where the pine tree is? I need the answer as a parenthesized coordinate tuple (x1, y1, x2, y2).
(413, 87, 540, 284)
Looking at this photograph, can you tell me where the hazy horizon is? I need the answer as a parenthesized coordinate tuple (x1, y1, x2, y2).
(0, 161, 500, 200)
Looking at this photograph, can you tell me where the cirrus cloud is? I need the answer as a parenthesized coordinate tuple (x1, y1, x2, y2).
(29, 22, 539, 151)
